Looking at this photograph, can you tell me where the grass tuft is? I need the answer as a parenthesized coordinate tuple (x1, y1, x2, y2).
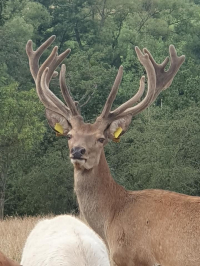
(0, 216, 50, 262)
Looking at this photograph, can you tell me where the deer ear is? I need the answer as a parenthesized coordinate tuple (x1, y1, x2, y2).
(45, 109, 71, 135)
(107, 115, 132, 142)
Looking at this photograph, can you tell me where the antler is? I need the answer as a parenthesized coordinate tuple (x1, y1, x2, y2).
(100, 66, 146, 119)
(143, 45, 185, 101)
(26, 36, 185, 125)
(99, 45, 185, 121)
(26, 36, 79, 118)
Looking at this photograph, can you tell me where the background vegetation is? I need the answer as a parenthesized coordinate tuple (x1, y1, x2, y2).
(0, 216, 48, 261)
(0, 0, 200, 219)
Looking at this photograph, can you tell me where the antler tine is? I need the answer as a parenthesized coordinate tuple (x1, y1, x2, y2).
(45, 49, 71, 85)
(39, 48, 75, 116)
(35, 45, 64, 112)
(26, 35, 77, 118)
(110, 47, 156, 120)
(26, 35, 56, 81)
(26, 37, 62, 112)
(143, 45, 185, 102)
(100, 66, 123, 118)
(59, 64, 79, 116)
(110, 76, 145, 118)
(36, 47, 73, 117)
(40, 67, 70, 116)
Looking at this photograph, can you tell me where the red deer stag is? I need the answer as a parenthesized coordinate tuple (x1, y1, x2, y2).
(26, 36, 198, 266)
(0, 251, 20, 266)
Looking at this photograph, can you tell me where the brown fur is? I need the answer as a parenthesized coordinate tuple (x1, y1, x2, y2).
(72, 147, 200, 266)
(45, 112, 200, 266)
(0, 252, 20, 266)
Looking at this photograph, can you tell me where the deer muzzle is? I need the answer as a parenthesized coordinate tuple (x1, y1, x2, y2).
(71, 146, 86, 159)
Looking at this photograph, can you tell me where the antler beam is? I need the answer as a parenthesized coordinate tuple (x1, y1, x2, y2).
(26, 36, 79, 118)
(99, 45, 185, 121)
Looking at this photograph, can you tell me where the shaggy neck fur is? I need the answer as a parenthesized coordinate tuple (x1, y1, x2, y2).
(74, 150, 126, 244)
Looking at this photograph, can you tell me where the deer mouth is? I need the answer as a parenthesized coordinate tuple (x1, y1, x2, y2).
(70, 157, 86, 161)
(70, 158, 87, 167)
(70, 157, 87, 165)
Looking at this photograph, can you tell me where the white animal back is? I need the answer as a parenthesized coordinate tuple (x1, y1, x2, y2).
(21, 215, 110, 266)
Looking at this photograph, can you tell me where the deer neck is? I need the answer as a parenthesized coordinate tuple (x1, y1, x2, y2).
(74, 150, 126, 242)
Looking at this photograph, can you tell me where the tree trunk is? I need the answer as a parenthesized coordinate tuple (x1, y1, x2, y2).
(0, 171, 6, 220)
(100, 0, 107, 28)
(0, 193, 5, 220)
(74, 24, 83, 50)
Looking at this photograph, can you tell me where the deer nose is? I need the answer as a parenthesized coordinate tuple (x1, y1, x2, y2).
(71, 146, 86, 159)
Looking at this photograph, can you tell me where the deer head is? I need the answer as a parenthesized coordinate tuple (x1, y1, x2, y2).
(26, 36, 185, 170)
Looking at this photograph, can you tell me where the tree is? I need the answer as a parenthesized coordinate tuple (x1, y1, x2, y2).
(106, 106, 200, 195)
(6, 138, 76, 216)
(0, 0, 51, 88)
(0, 83, 45, 219)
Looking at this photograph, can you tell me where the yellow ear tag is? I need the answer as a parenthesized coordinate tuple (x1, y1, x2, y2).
(113, 127, 122, 142)
(114, 127, 122, 138)
(54, 123, 64, 136)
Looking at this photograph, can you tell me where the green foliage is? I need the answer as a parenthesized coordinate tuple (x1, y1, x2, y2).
(1, 0, 200, 217)
(21, 2, 51, 30)
(106, 106, 200, 195)
(0, 16, 33, 87)
(0, 83, 45, 218)
(0, 84, 45, 148)
(6, 139, 76, 216)
(0, 0, 51, 88)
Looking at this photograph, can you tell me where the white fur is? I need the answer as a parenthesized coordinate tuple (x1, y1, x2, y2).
(21, 215, 110, 266)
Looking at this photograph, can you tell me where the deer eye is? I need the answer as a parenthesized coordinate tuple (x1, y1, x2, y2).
(98, 138, 105, 143)
(66, 134, 72, 140)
